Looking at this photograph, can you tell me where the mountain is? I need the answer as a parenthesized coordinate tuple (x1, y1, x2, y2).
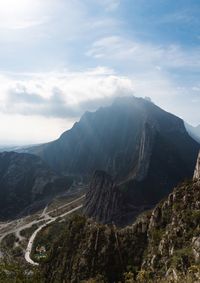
(30, 97, 198, 178)
(29, 96, 199, 223)
(31, 152, 200, 283)
(184, 122, 200, 143)
(0, 144, 38, 154)
(0, 151, 72, 220)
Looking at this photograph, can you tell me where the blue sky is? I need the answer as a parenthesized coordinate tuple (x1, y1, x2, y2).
(0, 0, 200, 144)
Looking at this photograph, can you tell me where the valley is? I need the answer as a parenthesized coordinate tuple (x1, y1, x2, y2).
(0, 97, 199, 283)
(0, 186, 86, 266)
(0, 0, 199, 281)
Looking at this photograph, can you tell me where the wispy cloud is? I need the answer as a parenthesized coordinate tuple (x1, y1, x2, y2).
(95, 0, 121, 11)
(4, 18, 48, 30)
(87, 35, 200, 70)
(158, 9, 200, 25)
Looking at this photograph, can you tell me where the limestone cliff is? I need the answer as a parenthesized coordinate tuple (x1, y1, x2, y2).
(83, 170, 122, 224)
(194, 151, 200, 180)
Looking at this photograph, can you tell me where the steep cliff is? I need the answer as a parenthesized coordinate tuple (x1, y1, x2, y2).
(141, 179, 200, 282)
(83, 171, 122, 224)
(0, 152, 72, 219)
(194, 151, 200, 180)
(29, 97, 199, 219)
(38, 214, 149, 283)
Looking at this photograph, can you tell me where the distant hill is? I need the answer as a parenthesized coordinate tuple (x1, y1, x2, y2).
(0, 152, 72, 220)
(185, 122, 200, 143)
(29, 97, 199, 222)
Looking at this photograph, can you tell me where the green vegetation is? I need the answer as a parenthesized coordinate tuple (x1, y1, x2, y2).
(0, 177, 199, 282)
(0, 261, 43, 283)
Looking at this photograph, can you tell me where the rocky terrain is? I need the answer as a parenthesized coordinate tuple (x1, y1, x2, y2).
(24, 151, 200, 283)
(0, 151, 72, 220)
(29, 97, 199, 223)
(0, 153, 199, 282)
(83, 170, 122, 224)
(83, 170, 152, 225)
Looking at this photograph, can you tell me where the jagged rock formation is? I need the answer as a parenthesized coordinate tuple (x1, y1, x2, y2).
(0, 151, 72, 219)
(193, 151, 200, 180)
(37, 153, 200, 283)
(83, 171, 122, 224)
(142, 178, 200, 282)
(40, 214, 150, 283)
(29, 97, 199, 222)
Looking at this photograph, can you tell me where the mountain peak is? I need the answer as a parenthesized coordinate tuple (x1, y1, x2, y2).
(28, 97, 199, 223)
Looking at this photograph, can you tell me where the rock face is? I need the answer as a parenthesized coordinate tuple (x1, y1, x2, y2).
(29, 96, 199, 220)
(143, 178, 200, 279)
(0, 152, 72, 219)
(83, 171, 122, 224)
(40, 158, 200, 283)
(41, 214, 149, 283)
(193, 151, 200, 180)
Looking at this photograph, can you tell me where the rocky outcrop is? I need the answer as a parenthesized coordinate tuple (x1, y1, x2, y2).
(40, 152, 200, 283)
(141, 177, 200, 281)
(0, 152, 72, 219)
(40, 176, 200, 282)
(83, 171, 122, 224)
(41, 214, 150, 283)
(193, 151, 200, 180)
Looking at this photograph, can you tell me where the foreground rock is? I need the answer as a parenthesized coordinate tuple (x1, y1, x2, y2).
(38, 152, 200, 282)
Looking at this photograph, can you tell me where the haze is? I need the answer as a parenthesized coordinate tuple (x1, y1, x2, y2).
(0, 0, 200, 145)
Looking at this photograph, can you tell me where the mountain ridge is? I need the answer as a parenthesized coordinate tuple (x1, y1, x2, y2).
(0, 151, 72, 219)
(28, 96, 199, 224)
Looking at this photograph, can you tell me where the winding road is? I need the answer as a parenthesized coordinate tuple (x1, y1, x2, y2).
(0, 194, 85, 265)
(25, 205, 83, 265)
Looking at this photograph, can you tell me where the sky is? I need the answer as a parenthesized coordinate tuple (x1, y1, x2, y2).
(0, 0, 200, 145)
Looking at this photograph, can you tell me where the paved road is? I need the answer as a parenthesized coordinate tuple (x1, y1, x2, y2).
(25, 205, 83, 265)
(0, 194, 85, 265)
(0, 195, 85, 244)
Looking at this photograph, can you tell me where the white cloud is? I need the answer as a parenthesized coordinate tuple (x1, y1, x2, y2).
(0, 67, 133, 109)
(0, 64, 200, 144)
(0, 67, 135, 144)
(0, 0, 47, 30)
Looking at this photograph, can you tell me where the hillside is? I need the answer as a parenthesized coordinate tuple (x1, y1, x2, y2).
(29, 153, 200, 283)
(0, 151, 72, 219)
